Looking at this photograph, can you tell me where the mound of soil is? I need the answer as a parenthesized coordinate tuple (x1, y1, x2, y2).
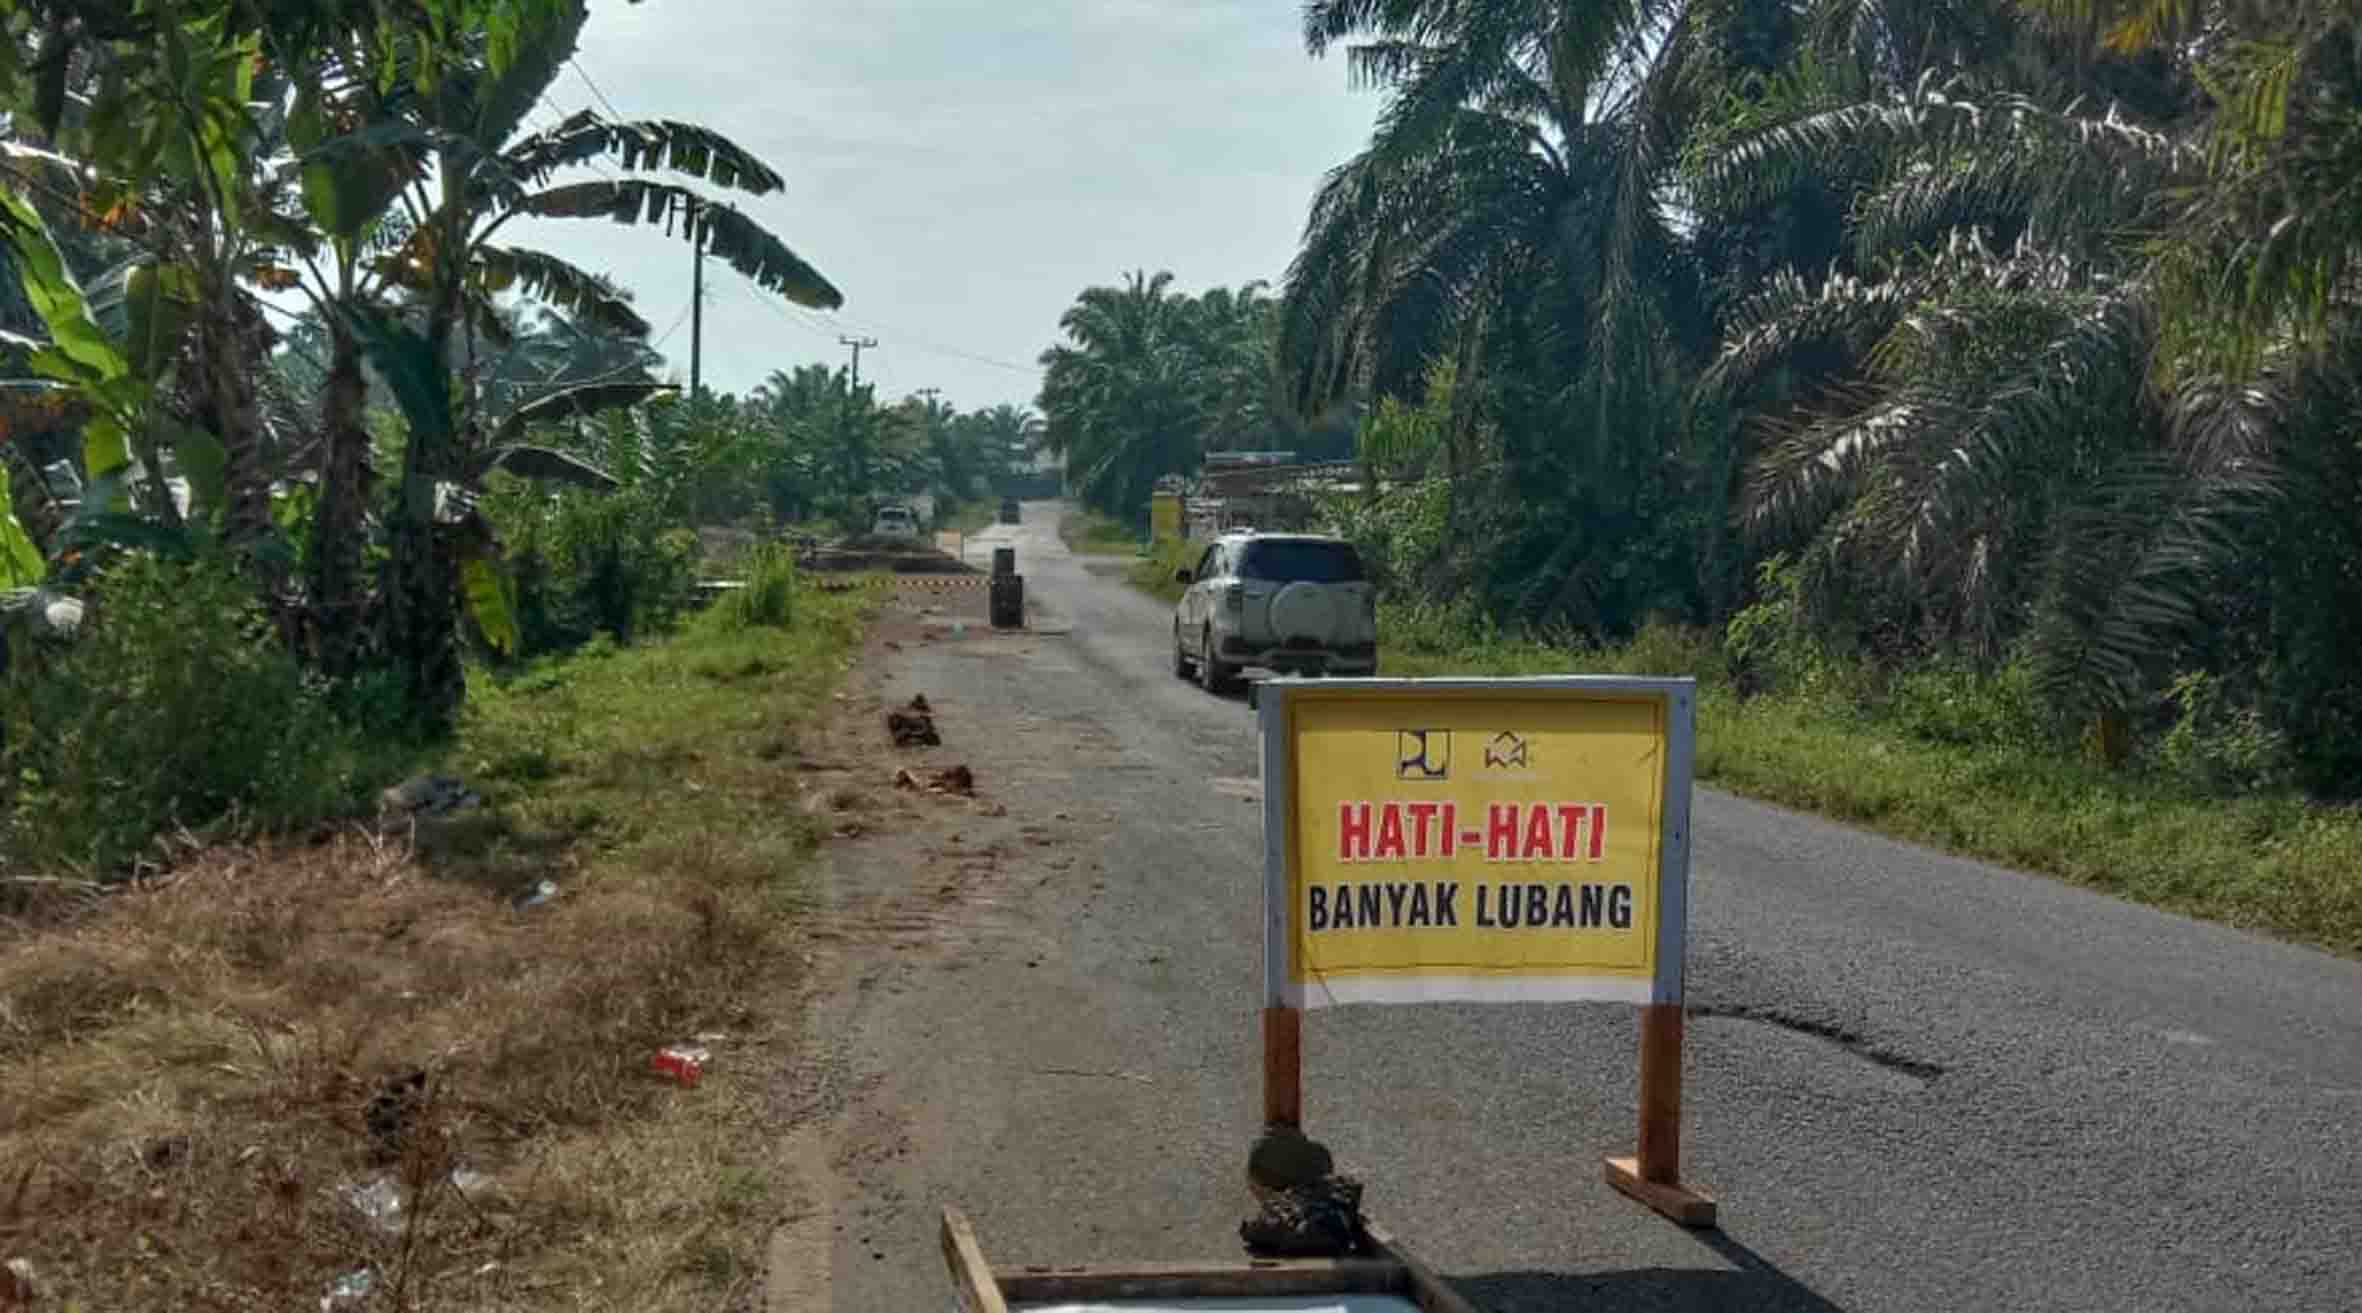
(805, 542, 980, 576)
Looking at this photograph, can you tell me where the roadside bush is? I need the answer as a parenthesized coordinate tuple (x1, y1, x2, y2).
(1383, 595, 1504, 657)
(489, 482, 700, 653)
(2149, 671, 2296, 795)
(1319, 478, 1451, 596)
(1884, 659, 2057, 754)
(698, 543, 798, 632)
(1725, 555, 1844, 701)
(1127, 537, 1197, 602)
(0, 555, 372, 872)
(1604, 621, 1727, 684)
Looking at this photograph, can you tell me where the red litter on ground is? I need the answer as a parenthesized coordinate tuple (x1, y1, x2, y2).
(650, 1044, 710, 1086)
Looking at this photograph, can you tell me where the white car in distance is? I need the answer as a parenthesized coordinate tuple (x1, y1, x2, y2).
(869, 504, 921, 541)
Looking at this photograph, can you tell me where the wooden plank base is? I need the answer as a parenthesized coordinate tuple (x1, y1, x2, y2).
(945, 1204, 1486, 1311)
(1367, 1224, 1488, 1313)
(941, 1207, 1012, 1313)
(998, 1258, 1402, 1303)
(1604, 1155, 1718, 1229)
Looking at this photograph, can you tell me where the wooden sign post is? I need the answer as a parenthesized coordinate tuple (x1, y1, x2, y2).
(1264, 1003, 1302, 1128)
(1257, 676, 1714, 1228)
(1604, 1002, 1714, 1225)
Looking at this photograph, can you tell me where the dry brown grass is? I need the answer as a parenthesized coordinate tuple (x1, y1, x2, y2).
(0, 588, 874, 1311)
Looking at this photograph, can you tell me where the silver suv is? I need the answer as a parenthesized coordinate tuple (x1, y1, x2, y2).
(1172, 532, 1378, 692)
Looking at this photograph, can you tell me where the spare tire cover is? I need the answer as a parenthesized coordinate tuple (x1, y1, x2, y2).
(1268, 582, 1339, 644)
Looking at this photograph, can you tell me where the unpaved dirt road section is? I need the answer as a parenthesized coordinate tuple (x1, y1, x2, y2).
(772, 502, 2362, 1313)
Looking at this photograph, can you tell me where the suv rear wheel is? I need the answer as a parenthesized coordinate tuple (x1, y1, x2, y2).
(1199, 624, 1234, 695)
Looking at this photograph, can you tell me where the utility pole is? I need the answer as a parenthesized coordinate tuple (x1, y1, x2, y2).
(838, 335, 878, 510)
(688, 199, 707, 396)
(838, 334, 876, 389)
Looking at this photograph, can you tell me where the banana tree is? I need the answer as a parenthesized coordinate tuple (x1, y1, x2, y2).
(433, 378, 661, 657)
(275, 73, 667, 666)
(344, 0, 841, 724)
(0, 186, 229, 550)
(0, 5, 366, 606)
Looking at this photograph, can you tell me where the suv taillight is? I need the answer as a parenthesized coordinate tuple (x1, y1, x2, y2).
(1225, 584, 1244, 612)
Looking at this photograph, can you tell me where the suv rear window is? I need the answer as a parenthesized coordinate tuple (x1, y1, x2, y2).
(1235, 540, 1366, 583)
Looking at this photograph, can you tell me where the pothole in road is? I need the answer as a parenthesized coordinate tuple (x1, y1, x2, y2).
(1693, 1005, 1947, 1091)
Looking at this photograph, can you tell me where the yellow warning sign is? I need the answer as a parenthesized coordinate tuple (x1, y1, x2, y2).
(1263, 681, 1693, 1008)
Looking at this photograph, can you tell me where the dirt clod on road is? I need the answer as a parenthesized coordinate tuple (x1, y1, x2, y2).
(885, 696, 939, 747)
(894, 764, 976, 796)
(1240, 1173, 1372, 1259)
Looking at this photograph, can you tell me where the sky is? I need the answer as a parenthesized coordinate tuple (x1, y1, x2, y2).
(498, 1, 1384, 413)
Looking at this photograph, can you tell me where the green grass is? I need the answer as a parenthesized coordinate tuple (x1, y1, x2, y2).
(1127, 536, 1196, 603)
(1060, 508, 1146, 556)
(939, 498, 997, 534)
(1379, 616, 2362, 956)
(695, 542, 800, 633)
(456, 585, 871, 852)
(431, 580, 879, 1301)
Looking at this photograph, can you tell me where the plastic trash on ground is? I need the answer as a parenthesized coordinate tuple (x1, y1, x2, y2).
(342, 1176, 406, 1235)
(321, 1267, 375, 1310)
(650, 1043, 710, 1086)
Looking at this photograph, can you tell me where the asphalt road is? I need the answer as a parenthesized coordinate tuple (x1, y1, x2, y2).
(789, 501, 2362, 1313)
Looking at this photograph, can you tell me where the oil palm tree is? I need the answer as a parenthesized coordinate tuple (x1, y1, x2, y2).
(1278, 0, 1718, 623)
(1187, 281, 1284, 453)
(968, 401, 1044, 471)
(1683, 4, 2308, 731)
(1036, 270, 1209, 517)
(752, 363, 879, 519)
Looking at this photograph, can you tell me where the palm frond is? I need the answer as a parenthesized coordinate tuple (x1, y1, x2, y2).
(1744, 386, 1926, 541)
(500, 110, 785, 194)
(1303, 1, 1448, 58)
(509, 180, 842, 308)
(467, 0, 591, 158)
(2027, 449, 2276, 717)
(1280, 151, 1389, 414)
(473, 244, 649, 337)
(475, 443, 621, 489)
(1849, 99, 2189, 264)
(1703, 267, 1917, 402)
(2161, 368, 2286, 485)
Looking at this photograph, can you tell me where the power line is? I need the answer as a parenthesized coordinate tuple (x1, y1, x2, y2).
(892, 336, 1040, 376)
(823, 306, 1039, 374)
(551, 62, 1034, 383)
(570, 59, 625, 120)
(729, 273, 1040, 394)
(650, 300, 694, 350)
(733, 278, 840, 343)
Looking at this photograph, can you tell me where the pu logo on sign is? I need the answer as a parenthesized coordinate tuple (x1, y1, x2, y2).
(1483, 731, 1529, 770)
(1396, 730, 1450, 780)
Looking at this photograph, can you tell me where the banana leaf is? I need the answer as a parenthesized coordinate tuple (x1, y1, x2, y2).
(0, 462, 44, 586)
(457, 536, 520, 657)
(0, 188, 127, 386)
